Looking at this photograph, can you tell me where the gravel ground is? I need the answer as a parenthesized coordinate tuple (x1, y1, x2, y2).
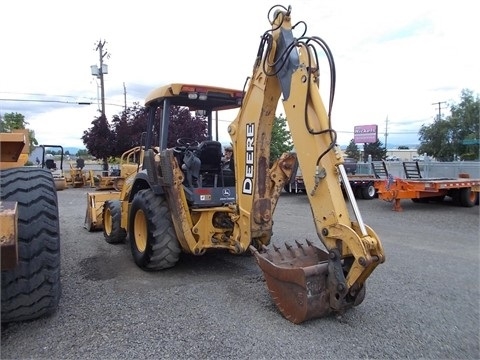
(1, 188, 479, 359)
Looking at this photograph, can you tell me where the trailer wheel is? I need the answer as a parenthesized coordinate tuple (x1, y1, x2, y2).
(129, 189, 181, 270)
(103, 200, 126, 244)
(430, 195, 445, 203)
(361, 184, 376, 200)
(459, 188, 476, 207)
(1, 167, 61, 323)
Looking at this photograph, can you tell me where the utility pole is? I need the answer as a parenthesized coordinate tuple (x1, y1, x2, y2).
(91, 39, 110, 117)
(432, 101, 446, 121)
(123, 82, 126, 112)
(384, 115, 389, 151)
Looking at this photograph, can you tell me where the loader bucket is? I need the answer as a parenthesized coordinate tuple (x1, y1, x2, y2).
(84, 191, 119, 232)
(250, 241, 337, 324)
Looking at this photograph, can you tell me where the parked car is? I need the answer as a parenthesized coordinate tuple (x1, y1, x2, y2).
(386, 155, 400, 161)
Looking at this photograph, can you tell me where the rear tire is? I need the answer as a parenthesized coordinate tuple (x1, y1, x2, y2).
(459, 188, 476, 207)
(129, 189, 181, 270)
(361, 184, 376, 200)
(1, 167, 61, 323)
(103, 200, 126, 244)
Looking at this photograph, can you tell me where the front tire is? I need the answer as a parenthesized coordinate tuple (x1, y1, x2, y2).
(1, 168, 61, 323)
(103, 200, 126, 244)
(129, 189, 181, 270)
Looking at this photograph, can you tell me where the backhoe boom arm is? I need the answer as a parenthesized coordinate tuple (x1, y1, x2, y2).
(229, 5, 384, 323)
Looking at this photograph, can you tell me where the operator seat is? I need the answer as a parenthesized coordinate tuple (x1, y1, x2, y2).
(192, 140, 223, 188)
(45, 159, 57, 170)
(195, 141, 223, 173)
(76, 158, 85, 169)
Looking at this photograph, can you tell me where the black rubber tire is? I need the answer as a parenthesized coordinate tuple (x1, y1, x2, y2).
(361, 184, 376, 200)
(129, 189, 181, 270)
(412, 198, 429, 203)
(459, 188, 476, 207)
(430, 195, 445, 203)
(103, 200, 127, 244)
(1, 167, 61, 323)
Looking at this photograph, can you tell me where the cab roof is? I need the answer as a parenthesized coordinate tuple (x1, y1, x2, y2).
(144, 83, 244, 112)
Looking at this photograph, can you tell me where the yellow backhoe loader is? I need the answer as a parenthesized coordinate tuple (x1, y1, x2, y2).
(85, 5, 384, 323)
(84, 146, 148, 232)
(67, 158, 90, 188)
(92, 145, 146, 191)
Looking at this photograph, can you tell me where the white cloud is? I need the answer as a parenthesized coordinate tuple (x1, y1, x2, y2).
(1, 0, 478, 149)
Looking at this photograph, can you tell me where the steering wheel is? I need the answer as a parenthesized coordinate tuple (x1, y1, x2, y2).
(176, 137, 199, 148)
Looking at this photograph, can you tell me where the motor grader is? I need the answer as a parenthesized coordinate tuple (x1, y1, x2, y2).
(0, 130, 61, 323)
(86, 5, 384, 324)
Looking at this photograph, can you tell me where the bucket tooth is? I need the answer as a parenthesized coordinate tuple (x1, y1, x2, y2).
(295, 240, 307, 256)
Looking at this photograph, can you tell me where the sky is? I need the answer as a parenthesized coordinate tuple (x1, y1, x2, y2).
(1, 0, 478, 150)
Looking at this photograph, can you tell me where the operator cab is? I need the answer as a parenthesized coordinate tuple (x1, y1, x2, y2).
(143, 83, 243, 207)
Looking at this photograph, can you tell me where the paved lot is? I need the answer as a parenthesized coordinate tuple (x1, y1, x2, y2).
(2, 188, 479, 359)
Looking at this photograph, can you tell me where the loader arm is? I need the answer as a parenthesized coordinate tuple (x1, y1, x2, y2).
(229, 5, 384, 323)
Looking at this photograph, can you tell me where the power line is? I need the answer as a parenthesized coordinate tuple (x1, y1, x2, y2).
(0, 91, 86, 98)
(0, 98, 92, 105)
(0, 97, 127, 108)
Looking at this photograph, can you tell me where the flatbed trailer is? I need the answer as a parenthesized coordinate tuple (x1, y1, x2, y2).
(375, 174, 480, 211)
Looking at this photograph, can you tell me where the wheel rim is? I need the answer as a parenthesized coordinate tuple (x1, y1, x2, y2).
(134, 209, 147, 252)
(104, 207, 112, 235)
(368, 185, 375, 198)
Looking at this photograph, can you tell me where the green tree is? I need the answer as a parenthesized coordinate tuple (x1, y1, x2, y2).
(76, 149, 89, 157)
(418, 89, 479, 161)
(345, 139, 361, 160)
(270, 114, 293, 164)
(418, 119, 454, 161)
(363, 139, 386, 161)
(449, 89, 479, 159)
(0, 112, 28, 130)
(0, 112, 38, 151)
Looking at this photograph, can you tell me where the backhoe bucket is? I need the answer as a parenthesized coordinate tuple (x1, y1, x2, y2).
(250, 241, 351, 324)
